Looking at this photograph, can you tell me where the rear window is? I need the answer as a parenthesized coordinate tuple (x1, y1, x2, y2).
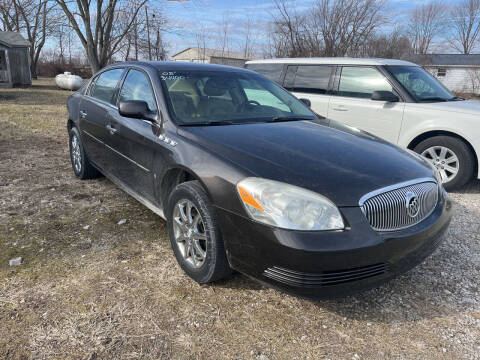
(291, 65, 332, 94)
(245, 63, 284, 84)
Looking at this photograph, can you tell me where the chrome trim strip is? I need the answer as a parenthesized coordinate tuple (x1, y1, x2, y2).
(83, 130, 103, 144)
(358, 177, 437, 206)
(106, 171, 165, 220)
(104, 144, 150, 173)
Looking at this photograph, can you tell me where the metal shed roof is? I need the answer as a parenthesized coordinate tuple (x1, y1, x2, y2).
(0, 31, 30, 48)
(413, 54, 480, 66)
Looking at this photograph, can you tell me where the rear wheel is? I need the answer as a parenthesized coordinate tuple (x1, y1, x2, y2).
(414, 136, 474, 191)
(166, 181, 232, 283)
(69, 126, 101, 179)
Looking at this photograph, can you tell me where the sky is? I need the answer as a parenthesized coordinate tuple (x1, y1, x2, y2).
(160, 0, 450, 56)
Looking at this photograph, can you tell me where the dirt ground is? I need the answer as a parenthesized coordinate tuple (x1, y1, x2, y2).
(1, 79, 479, 360)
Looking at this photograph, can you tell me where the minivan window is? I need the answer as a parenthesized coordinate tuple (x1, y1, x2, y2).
(159, 70, 315, 125)
(245, 63, 284, 84)
(119, 69, 157, 111)
(337, 66, 392, 99)
(89, 68, 124, 105)
(292, 65, 332, 94)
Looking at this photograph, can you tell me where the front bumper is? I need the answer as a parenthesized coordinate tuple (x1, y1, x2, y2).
(216, 190, 452, 298)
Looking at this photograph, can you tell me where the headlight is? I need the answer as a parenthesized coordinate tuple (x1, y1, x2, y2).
(236, 178, 344, 231)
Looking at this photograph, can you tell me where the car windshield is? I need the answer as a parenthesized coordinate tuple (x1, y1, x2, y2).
(158, 70, 316, 125)
(385, 65, 457, 102)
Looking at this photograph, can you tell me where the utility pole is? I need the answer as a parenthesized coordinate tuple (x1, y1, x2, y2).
(145, 6, 152, 60)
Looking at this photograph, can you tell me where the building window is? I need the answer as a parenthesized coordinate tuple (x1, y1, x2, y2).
(437, 68, 447, 77)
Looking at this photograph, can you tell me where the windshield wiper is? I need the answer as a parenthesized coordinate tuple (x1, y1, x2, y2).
(180, 120, 237, 126)
(267, 116, 315, 123)
(448, 96, 464, 101)
(418, 97, 448, 102)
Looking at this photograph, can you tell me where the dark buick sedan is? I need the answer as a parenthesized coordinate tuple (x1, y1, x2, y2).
(67, 61, 452, 298)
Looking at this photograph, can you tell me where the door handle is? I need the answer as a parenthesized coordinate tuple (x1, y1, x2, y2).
(332, 107, 348, 112)
(106, 124, 117, 135)
(79, 110, 87, 118)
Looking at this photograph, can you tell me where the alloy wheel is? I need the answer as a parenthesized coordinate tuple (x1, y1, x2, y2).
(172, 199, 207, 269)
(71, 134, 82, 174)
(421, 146, 459, 183)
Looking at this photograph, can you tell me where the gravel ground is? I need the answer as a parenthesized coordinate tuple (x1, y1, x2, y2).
(0, 79, 479, 359)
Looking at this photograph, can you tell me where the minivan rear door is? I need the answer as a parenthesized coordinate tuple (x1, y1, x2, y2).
(283, 65, 334, 118)
(327, 66, 405, 144)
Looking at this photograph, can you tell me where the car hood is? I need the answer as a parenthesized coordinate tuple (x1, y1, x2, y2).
(179, 120, 434, 207)
(414, 99, 480, 115)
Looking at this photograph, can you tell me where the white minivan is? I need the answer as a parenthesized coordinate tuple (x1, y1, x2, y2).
(245, 58, 480, 190)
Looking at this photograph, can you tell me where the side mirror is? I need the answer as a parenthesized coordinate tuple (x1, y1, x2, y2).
(119, 100, 157, 122)
(371, 91, 399, 102)
(299, 98, 311, 107)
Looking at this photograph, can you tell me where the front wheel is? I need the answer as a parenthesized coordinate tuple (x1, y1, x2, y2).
(414, 136, 475, 191)
(69, 126, 102, 179)
(166, 181, 232, 283)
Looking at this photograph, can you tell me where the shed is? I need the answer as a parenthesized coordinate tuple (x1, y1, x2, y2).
(413, 54, 480, 95)
(171, 47, 252, 68)
(0, 31, 31, 88)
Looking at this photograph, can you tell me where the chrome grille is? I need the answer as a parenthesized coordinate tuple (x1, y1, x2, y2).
(360, 180, 438, 232)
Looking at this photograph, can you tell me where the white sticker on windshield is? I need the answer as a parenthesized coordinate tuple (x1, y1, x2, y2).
(161, 71, 186, 80)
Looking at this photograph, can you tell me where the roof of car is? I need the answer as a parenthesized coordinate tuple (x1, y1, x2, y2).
(110, 61, 251, 72)
(246, 57, 418, 66)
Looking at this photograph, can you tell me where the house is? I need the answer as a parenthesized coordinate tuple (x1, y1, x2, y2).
(413, 54, 480, 95)
(171, 47, 251, 68)
(0, 31, 31, 88)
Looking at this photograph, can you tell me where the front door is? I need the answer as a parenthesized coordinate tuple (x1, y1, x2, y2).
(104, 68, 159, 203)
(79, 68, 126, 169)
(327, 66, 405, 144)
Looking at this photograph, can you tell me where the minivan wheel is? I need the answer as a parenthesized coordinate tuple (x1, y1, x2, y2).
(68, 126, 101, 179)
(414, 136, 474, 191)
(166, 181, 232, 283)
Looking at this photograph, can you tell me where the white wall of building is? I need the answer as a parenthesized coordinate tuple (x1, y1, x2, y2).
(426, 66, 480, 95)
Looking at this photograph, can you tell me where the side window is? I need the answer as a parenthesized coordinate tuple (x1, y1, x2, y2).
(239, 78, 290, 112)
(245, 63, 284, 84)
(337, 67, 392, 99)
(292, 65, 332, 94)
(119, 69, 157, 111)
(88, 68, 124, 105)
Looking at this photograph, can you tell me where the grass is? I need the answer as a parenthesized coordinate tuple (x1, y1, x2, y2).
(0, 79, 479, 359)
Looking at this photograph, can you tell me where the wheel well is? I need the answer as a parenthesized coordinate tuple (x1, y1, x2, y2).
(160, 168, 202, 208)
(67, 119, 74, 132)
(407, 130, 478, 174)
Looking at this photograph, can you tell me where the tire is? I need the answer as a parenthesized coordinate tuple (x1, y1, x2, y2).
(414, 135, 475, 191)
(68, 126, 102, 180)
(166, 180, 232, 283)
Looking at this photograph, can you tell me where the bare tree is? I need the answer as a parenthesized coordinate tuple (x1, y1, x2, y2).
(407, 1, 447, 54)
(359, 29, 412, 59)
(0, 0, 54, 78)
(315, 0, 389, 57)
(271, 0, 309, 57)
(55, 0, 148, 73)
(449, 0, 480, 54)
(270, 0, 388, 58)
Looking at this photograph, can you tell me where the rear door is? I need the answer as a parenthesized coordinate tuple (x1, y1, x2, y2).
(79, 68, 126, 169)
(283, 65, 334, 117)
(105, 68, 159, 203)
(327, 66, 405, 144)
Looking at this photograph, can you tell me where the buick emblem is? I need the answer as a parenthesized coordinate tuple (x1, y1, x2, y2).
(405, 192, 419, 218)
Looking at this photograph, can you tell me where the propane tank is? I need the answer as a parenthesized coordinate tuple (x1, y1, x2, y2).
(55, 72, 84, 90)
